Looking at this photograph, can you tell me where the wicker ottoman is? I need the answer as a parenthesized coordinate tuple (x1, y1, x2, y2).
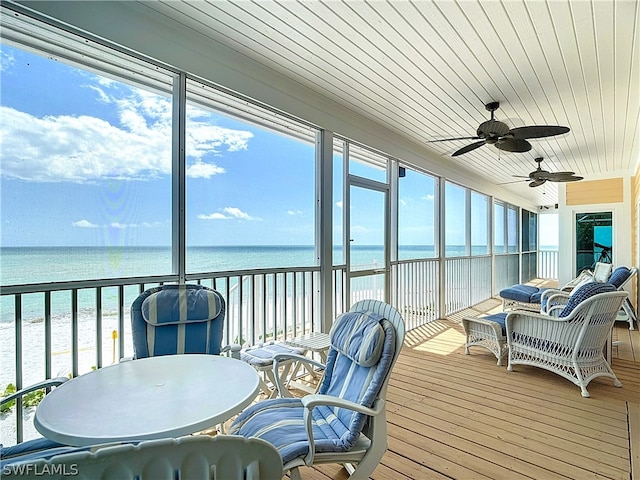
(462, 313, 508, 366)
(499, 285, 546, 311)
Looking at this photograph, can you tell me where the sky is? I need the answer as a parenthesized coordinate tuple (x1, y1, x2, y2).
(0, 42, 517, 250)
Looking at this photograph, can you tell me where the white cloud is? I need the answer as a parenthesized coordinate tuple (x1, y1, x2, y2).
(72, 219, 163, 229)
(197, 212, 230, 220)
(72, 219, 98, 228)
(223, 207, 261, 221)
(0, 78, 253, 183)
(187, 162, 226, 178)
(198, 207, 262, 221)
(287, 209, 303, 216)
(421, 194, 435, 201)
(0, 50, 15, 72)
(336, 201, 343, 208)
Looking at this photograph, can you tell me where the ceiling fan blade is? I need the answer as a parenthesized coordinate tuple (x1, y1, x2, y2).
(452, 140, 486, 156)
(498, 179, 528, 185)
(477, 119, 510, 136)
(508, 125, 570, 139)
(426, 136, 481, 143)
(495, 137, 532, 153)
(550, 175, 584, 183)
(529, 179, 547, 187)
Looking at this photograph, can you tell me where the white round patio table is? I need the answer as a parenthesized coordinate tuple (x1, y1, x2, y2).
(34, 354, 259, 447)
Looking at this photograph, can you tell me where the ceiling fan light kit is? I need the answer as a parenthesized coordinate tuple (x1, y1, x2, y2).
(427, 101, 570, 157)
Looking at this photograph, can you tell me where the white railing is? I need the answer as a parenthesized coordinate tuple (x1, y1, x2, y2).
(391, 258, 439, 331)
(1, 251, 557, 445)
(538, 249, 559, 279)
(444, 256, 492, 316)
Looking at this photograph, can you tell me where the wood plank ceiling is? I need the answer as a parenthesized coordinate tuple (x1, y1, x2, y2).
(141, 0, 638, 205)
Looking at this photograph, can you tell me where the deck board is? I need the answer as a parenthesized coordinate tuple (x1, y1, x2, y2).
(306, 302, 639, 480)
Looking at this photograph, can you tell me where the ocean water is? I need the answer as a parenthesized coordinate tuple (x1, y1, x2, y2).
(0, 244, 436, 395)
(0, 244, 487, 324)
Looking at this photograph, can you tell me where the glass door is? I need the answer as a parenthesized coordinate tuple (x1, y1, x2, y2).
(575, 212, 613, 275)
(347, 181, 388, 305)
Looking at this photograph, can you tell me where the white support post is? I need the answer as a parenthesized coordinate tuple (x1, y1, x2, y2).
(315, 130, 333, 334)
(172, 72, 187, 284)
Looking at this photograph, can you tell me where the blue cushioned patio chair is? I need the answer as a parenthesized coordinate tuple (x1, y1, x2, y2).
(130, 284, 239, 359)
(0, 378, 84, 469)
(506, 282, 628, 397)
(2, 435, 282, 480)
(230, 299, 405, 480)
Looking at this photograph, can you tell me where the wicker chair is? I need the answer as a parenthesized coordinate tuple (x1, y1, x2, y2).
(506, 282, 628, 397)
(500, 262, 613, 312)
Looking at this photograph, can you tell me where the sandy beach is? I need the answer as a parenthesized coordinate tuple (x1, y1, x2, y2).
(1, 314, 133, 446)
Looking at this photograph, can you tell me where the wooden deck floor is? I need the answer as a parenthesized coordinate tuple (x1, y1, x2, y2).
(301, 297, 640, 480)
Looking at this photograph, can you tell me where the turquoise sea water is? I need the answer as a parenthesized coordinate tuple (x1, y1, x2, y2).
(0, 245, 437, 323)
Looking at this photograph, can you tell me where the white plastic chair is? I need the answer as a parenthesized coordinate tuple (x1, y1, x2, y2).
(230, 299, 405, 480)
(2, 435, 282, 480)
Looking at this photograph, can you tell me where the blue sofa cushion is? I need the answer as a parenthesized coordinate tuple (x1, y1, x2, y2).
(608, 267, 631, 289)
(559, 282, 616, 317)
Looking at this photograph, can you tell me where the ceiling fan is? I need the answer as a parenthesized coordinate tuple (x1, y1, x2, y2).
(513, 157, 583, 188)
(427, 101, 570, 157)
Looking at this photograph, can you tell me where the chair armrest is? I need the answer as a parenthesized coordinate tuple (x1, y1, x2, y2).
(272, 353, 326, 397)
(0, 377, 68, 406)
(221, 344, 242, 360)
(300, 394, 383, 465)
(301, 394, 382, 416)
(539, 289, 566, 302)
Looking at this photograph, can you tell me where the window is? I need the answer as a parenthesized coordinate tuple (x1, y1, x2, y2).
(445, 182, 468, 257)
(521, 210, 537, 252)
(471, 191, 489, 255)
(0, 42, 174, 283)
(185, 79, 317, 271)
(398, 167, 437, 260)
(494, 202, 505, 254)
(507, 205, 519, 253)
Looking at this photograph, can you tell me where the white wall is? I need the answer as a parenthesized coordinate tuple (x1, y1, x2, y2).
(557, 180, 632, 286)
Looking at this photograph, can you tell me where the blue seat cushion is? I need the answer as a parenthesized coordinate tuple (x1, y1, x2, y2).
(231, 314, 396, 465)
(0, 438, 84, 470)
(499, 285, 540, 303)
(483, 312, 508, 336)
(530, 288, 548, 303)
(240, 342, 305, 368)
